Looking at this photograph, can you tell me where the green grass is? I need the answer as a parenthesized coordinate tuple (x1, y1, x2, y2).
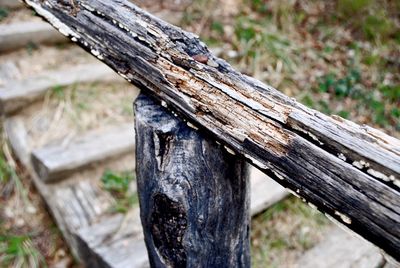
(101, 170, 138, 213)
(251, 197, 330, 268)
(0, 234, 46, 268)
(0, 8, 8, 22)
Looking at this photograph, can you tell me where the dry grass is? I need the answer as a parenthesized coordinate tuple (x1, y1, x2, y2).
(21, 81, 138, 149)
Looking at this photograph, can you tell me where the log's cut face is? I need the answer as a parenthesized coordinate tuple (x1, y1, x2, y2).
(23, 0, 400, 261)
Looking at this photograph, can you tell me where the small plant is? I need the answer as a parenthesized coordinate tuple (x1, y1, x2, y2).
(101, 170, 138, 213)
(0, 8, 8, 22)
(362, 13, 394, 41)
(51, 85, 65, 98)
(318, 69, 362, 97)
(0, 235, 46, 268)
(337, 0, 372, 17)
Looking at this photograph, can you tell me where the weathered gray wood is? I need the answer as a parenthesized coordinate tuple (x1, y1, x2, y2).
(20, 0, 400, 260)
(3, 116, 30, 166)
(0, 63, 123, 115)
(75, 209, 149, 268)
(135, 93, 251, 267)
(31, 124, 135, 182)
(0, 21, 68, 52)
(0, 61, 21, 87)
(295, 227, 384, 268)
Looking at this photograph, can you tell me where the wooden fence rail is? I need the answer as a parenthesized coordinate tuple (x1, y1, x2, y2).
(22, 0, 400, 263)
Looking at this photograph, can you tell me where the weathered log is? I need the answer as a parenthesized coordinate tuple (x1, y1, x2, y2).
(23, 0, 400, 259)
(135, 93, 250, 267)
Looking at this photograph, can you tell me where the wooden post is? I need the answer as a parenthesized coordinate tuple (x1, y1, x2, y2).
(135, 93, 250, 268)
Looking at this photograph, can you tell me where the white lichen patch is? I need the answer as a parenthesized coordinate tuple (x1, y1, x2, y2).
(25, 0, 80, 38)
(272, 170, 285, 180)
(367, 169, 391, 181)
(224, 146, 236, 155)
(352, 160, 370, 169)
(207, 59, 219, 68)
(287, 189, 300, 198)
(308, 202, 317, 210)
(187, 121, 199, 131)
(334, 211, 352, 224)
(244, 154, 268, 170)
(90, 49, 104, 60)
(337, 153, 347, 161)
(117, 72, 131, 82)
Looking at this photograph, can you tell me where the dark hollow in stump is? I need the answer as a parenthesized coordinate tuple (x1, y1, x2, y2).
(135, 93, 250, 268)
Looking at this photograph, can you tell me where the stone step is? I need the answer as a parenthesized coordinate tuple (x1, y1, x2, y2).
(0, 21, 68, 52)
(0, 0, 23, 9)
(0, 63, 123, 115)
(295, 226, 384, 268)
(31, 123, 135, 183)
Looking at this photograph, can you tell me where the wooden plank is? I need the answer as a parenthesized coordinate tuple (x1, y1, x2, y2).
(0, 63, 123, 115)
(135, 93, 250, 267)
(0, 21, 68, 52)
(3, 116, 30, 166)
(0, 0, 23, 9)
(295, 226, 383, 268)
(0, 61, 21, 87)
(22, 0, 400, 259)
(31, 123, 135, 182)
(76, 209, 149, 268)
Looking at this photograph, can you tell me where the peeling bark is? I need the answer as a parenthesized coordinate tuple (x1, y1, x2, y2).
(23, 0, 400, 260)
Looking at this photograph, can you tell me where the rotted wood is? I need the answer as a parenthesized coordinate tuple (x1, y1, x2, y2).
(23, 0, 400, 260)
(135, 93, 250, 268)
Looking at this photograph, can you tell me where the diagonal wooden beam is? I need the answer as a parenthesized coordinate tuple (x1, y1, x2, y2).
(22, 0, 400, 260)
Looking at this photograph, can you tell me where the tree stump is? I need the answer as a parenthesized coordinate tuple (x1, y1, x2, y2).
(135, 93, 250, 268)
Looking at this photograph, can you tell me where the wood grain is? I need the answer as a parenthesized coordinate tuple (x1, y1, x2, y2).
(22, 0, 400, 260)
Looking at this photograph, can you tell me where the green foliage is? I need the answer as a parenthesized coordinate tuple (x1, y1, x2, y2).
(211, 21, 224, 35)
(337, 0, 372, 16)
(301, 94, 314, 108)
(101, 170, 133, 195)
(318, 69, 361, 97)
(0, 8, 8, 22)
(25, 42, 38, 55)
(379, 85, 400, 102)
(362, 13, 395, 41)
(0, 235, 46, 268)
(337, 110, 350, 119)
(249, 0, 268, 13)
(52, 85, 65, 98)
(101, 170, 137, 213)
(252, 197, 329, 267)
